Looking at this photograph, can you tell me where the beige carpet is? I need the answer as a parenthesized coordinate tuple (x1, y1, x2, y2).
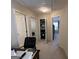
(36, 41, 67, 59)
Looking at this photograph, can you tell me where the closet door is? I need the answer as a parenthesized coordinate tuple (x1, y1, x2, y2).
(15, 12, 26, 47)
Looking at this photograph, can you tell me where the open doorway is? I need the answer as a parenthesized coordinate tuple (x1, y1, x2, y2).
(40, 19, 46, 40)
(52, 16, 60, 46)
(39, 18, 47, 41)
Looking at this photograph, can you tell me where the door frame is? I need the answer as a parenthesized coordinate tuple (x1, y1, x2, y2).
(51, 16, 60, 41)
(39, 18, 47, 41)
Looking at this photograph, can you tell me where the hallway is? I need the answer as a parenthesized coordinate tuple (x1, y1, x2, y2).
(53, 32, 60, 47)
(36, 41, 67, 59)
(11, 0, 68, 59)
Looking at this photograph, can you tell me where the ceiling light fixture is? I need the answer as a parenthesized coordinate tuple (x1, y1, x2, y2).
(38, 7, 51, 13)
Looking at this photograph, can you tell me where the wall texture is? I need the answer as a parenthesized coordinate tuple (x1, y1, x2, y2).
(12, 0, 36, 17)
(11, 8, 19, 48)
(51, 5, 68, 56)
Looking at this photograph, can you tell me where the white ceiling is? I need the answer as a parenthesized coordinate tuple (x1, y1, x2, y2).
(15, 0, 67, 14)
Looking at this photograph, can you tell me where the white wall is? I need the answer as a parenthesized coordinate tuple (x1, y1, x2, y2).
(15, 12, 26, 47)
(12, 0, 36, 17)
(51, 5, 68, 55)
(26, 16, 36, 37)
(11, 8, 19, 48)
(60, 6, 68, 56)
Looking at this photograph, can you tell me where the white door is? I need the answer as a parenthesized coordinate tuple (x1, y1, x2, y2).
(15, 12, 26, 47)
(26, 16, 36, 37)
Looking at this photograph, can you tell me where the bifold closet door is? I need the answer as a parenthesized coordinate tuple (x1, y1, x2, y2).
(15, 12, 26, 47)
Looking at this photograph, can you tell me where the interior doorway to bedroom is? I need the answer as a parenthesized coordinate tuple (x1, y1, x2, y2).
(52, 16, 60, 46)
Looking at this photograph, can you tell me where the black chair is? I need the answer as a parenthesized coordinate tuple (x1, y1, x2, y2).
(16, 37, 36, 51)
(24, 37, 36, 49)
(11, 37, 37, 59)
